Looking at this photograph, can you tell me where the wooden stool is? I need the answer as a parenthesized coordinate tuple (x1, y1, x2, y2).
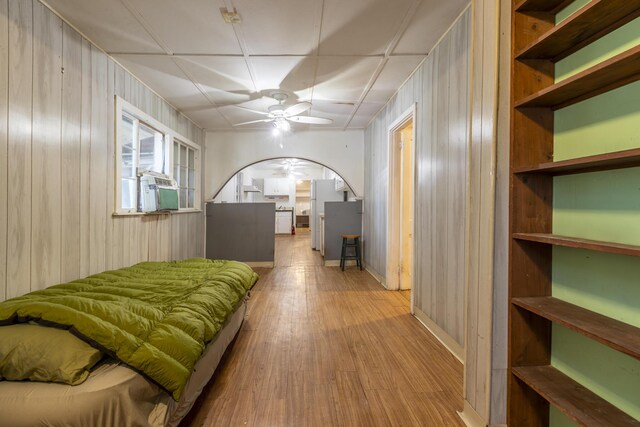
(340, 234, 362, 271)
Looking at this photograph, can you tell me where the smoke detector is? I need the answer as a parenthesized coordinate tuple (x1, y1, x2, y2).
(220, 8, 241, 24)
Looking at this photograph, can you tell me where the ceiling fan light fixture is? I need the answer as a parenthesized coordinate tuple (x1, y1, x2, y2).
(232, 93, 331, 130)
(274, 118, 290, 132)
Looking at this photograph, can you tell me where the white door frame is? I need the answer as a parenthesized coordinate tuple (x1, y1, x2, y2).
(386, 105, 416, 308)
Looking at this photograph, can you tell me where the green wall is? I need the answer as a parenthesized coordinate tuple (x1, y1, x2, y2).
(550, 1, 640, 426)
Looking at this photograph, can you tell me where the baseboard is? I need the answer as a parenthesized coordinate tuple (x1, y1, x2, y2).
(363, 263, 387, 288)
(458, 400, 487, 427)
(413, 307, 464, 363)
(324, 260, 358, 267)
(244, 261, 274, 268)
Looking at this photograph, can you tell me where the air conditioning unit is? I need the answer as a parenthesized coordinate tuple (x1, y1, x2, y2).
(140, 173, 179, 212)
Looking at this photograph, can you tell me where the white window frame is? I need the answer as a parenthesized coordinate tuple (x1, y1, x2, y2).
(173, 138, 201, 210)
(115, 96, 201, 215)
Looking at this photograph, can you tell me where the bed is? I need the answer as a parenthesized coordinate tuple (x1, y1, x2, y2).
(0, 258, 258, 427)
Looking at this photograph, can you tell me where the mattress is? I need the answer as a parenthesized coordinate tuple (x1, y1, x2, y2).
(0, 301, 246, 427)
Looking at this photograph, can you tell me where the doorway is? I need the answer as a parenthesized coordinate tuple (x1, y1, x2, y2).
(387, 106, 415, 307)
(295, 179, 311, 233)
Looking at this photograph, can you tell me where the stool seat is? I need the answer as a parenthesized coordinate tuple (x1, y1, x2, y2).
(340, 235, 363, 271)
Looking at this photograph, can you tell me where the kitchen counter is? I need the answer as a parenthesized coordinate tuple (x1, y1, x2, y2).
(205, 202, 275, 266)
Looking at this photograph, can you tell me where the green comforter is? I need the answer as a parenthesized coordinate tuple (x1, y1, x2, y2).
(0, 258, 258, 400)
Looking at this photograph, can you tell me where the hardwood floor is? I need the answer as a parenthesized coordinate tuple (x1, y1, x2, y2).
(183, 234, 464, 427)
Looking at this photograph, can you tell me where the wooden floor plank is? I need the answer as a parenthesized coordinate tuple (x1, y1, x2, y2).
(181, 234, 463, 426)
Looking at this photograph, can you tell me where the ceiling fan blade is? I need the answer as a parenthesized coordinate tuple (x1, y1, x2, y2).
(233, 119, 274, 126)
(287, 116, 333, 124)
(284, 102, 312, 116)
(233, 105, 270, 116)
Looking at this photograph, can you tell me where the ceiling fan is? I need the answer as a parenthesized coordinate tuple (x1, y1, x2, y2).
(232, 92, 333, 130)
(272, 159, 310, 177)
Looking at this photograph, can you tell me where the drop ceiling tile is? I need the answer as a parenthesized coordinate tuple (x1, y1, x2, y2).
(348, 101, 386, 128)
(309, 99, 355, 116)
(319, 0, 414, 55)
(250, 56, 315, 100)
(173, 56, 254, 106)
(217, 96, 277, 127)
(126, 0, 242, 54)
(113, 54, 210, 110)
(394, 0, 469, 54)
(307, 99, 354, 129)
(186, 107, 234, 130)
(313, 57, 382, 102)
(364, 56, 424, 103)
(45, 0, 163, 53)
(348, 115, 375, 128)
(233, 0, 321, 55)
(354, 101, 386, 116)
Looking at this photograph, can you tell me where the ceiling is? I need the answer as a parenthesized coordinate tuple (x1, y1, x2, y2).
(46, 0, 468, 131)
(250, 158, 323, 175)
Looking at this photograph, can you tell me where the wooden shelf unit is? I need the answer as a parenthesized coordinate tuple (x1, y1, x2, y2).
(512, 366, 639, 426)
(514, 148, 640, 176)
(509, 1, 640, 425)
(516, 44, 640, 109)
(513, 233, 640, 258)
(514, 0, 572, 13)
(516, 0, 640, 61)
(512, 297, 640, 360)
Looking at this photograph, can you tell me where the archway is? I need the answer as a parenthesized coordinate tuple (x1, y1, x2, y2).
(211, 157, 358, 200)
(204, 129, 364, 200)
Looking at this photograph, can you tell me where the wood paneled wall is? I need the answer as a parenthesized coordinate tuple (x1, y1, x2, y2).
(0, 0, 205, 301)
(363, 7, 471, 349)
(487, 1, 511, 425)
(462, 0, 508, 425)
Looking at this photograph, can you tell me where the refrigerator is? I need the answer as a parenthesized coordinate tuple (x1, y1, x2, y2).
(310, 179, 343, 250)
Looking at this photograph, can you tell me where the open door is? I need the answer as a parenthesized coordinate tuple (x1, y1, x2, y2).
(386, 105, 415, 304)
(400, 123, 413, 291)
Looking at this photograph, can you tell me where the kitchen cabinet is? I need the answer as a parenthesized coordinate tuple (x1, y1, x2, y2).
(264, 178, 290, 197)
(275, 210, 293, 234)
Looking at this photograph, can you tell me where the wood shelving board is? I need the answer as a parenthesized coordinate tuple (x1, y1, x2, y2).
(514, 148, 640, 175)
(512, 296, 640, 360)
(515, 44, 640, 109)
(516, 0, 640, 61)
(514, 0, 573, 13)
(512, 366, 640, 426)
(513, 233, 640, 257)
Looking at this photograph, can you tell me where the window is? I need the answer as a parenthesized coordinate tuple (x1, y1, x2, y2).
(115, 97, 200, 214)
(120, 113, 167, 211)
(173, 140, 198, 209)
